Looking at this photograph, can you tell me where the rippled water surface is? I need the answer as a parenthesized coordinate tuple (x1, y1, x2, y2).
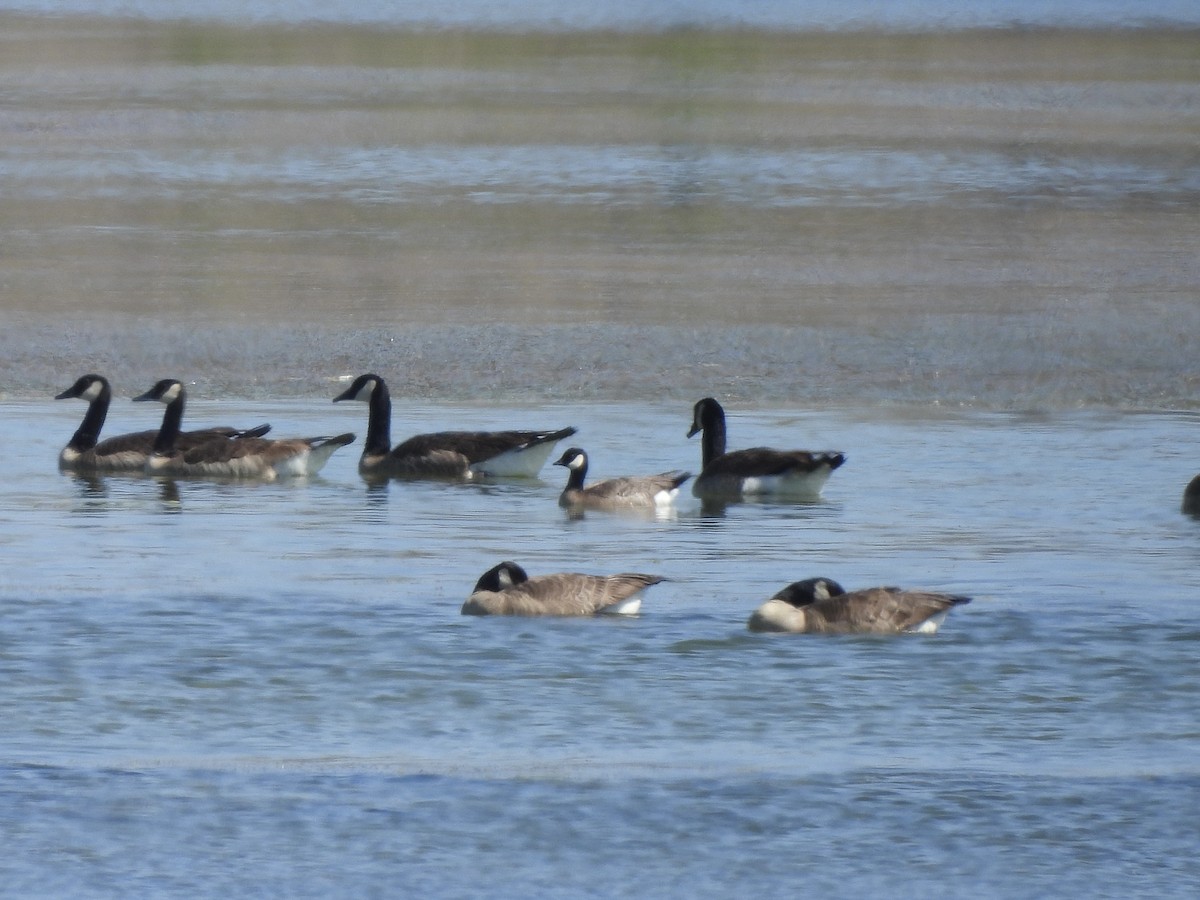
(4, 400, 1199, 897)
(2, 6, 1199, 898)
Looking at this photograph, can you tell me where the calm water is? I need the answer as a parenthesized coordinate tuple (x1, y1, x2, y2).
(2, 4, 1200, 898)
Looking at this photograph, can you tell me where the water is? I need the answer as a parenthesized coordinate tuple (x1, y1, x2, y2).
(4, 400, 1199, 896)
(2, 1, 1199, 29)
(2, 4, 1200, 897)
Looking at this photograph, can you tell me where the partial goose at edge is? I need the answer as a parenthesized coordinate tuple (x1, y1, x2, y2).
(748, 577, 971, 635)
(1183, 474, 1200, 515)
(462, 561, 665, 617)
(687, 397, 845, 500)
(333, 373, 575, 480)
(133, 379, 354, 480)
(56, 373, 270, 472)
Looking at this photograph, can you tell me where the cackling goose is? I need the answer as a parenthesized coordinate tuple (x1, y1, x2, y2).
(748, 577, 971, 634)
(554, 447, 690, 510)
(462, 561, 664, 617)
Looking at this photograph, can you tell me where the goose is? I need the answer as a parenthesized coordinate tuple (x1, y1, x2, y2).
(748, 577, 971, 635)
(553, 447, 690, 510)
(133, 379, 354, 480)
(687, 397, 845, 500)
(1183, 475, 1200, 515)
(332, 373, 576, 480)
(56, 373, 271, 472)
(462, 561, 665, 617)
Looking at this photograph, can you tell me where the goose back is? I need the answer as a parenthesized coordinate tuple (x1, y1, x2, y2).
(149, 433, 356, 480)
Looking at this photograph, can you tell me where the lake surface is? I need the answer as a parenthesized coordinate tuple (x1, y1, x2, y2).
(2, 5, 1199, 898)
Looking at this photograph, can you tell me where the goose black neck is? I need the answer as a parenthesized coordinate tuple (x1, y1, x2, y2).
(563, 459, 588, 491)
(69, 383, 111, 451)
(700, 412, 727, 468)
(152, 391, 186, 455)
(363, 380, 393, 456)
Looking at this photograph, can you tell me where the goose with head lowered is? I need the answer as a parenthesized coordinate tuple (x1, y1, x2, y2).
(687, 397, 845, 500)
(133, 379, 354, 480)
(462, 561, 665, 617)
(333, 373, 576, 480)
(748, 577, 971, 635)
(56, 373, 271, 472)
(554, 447, 690, 510)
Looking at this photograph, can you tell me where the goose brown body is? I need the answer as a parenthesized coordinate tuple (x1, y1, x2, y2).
(462, 562, 665, 617)
(333, 374, 575, 480)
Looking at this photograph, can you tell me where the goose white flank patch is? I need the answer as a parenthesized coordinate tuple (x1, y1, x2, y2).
(56, 373, 271, 473)
(133, 379, 354, 480)
(748, 577, 971, 635)
(554, 447, 690, 510)
(686, 397, 845, 500)
(1183, 474, 1200, 515)
(332, 373, 576, 480)
(462, 561, 665, 617)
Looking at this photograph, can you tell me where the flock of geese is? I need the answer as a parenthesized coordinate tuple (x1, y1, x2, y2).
(55, 371, 982, 635)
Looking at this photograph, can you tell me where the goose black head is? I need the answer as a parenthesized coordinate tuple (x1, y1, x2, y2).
(56, 374, 110, 402)
(770, 577, 846, 608)
(472, 561, 530, 593)
(332, 374, 385, 404)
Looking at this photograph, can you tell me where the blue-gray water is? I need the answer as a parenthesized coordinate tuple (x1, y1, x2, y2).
(2, 3, 1200, 898)
(4, 401, 1200, 897)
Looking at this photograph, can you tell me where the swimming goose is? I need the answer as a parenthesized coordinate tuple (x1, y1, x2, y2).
(133, 379, 354, 480)
(1183, 475, 1200, 515)
(332, 373, 576, 480)
(462, 561, 665, 617)
(56, 373, 271, 472)
(554, 447, 690, 510)
(687, 397, 845, 500)
(748, 577, 971, 635)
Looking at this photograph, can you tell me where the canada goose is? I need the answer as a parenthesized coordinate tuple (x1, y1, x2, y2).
(554, 447, 690, 510)
(56, 373, 271, 472)
(748, 577, 971, 635)
(687, 397, 845, 500)
(1183, 475, 1200, 515)
(332, 373, 576, 479)
(462, 561, 665, 617)
(133, 379, 354, 480)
